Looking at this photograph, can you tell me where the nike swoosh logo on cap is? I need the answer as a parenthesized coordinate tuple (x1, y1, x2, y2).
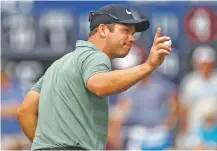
(126, 9, 132, 14)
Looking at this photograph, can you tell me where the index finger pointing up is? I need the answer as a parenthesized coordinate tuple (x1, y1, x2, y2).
(154, 28, 161, 43)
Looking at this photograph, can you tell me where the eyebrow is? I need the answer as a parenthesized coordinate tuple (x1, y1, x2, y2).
(123, 26, 135, 34)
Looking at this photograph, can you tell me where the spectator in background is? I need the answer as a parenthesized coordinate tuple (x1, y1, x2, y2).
(192, 99, 217, 150)
(107, 45, 179, 150)
(121, 74, 178, 150)
(1, 61, 30, 149)
(178, 45, 217, 149)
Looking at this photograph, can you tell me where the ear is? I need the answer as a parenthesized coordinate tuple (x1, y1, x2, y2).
(98, 24, 109, 38)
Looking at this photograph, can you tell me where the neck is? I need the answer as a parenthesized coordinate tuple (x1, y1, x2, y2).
(88, 37, 112, 60)
(201, 70, 213, 80)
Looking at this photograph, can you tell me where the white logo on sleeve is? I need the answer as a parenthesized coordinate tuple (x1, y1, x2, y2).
(126, 9, 132, 15)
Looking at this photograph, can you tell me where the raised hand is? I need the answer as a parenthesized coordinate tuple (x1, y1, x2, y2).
(146, 28, 172, 69)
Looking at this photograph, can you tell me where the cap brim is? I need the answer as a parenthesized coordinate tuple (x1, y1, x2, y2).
(117, 19, 150, 32)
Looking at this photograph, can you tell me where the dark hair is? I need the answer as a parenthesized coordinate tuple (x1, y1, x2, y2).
(88, 23, 116, 37)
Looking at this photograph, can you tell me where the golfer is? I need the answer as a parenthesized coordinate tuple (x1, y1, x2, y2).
(17, 4, 171, 150)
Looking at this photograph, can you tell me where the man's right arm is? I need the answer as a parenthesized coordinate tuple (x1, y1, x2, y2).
(87, 63, 153, 97)
(87, 28, 171, 97)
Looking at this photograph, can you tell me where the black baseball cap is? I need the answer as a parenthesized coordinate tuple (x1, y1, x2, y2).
(89, 4, 150, 32)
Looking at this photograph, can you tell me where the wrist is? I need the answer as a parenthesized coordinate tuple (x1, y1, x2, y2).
(142, 62, 156, 73)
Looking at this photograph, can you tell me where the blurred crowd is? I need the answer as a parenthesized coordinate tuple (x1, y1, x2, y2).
(1, 1, 217, 150)
(106, 44, 217, 150)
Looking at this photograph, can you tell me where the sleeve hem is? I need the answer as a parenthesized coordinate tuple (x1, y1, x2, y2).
(31, 86, 41, 93)
(84, 70, 109, 87)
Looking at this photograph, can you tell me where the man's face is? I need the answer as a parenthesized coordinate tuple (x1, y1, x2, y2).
(105, 24, 136, 58)
(204, 114, 216, 129)
(196, 61, 214, 75)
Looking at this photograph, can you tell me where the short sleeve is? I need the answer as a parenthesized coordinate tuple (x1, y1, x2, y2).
(80, 51, 111, 86)
(31, 76, 43, 93)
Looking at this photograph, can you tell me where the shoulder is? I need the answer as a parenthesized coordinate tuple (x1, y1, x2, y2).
(73, 49, 111, 75)
(183, 71, 199, 81)
(181, 71, 200, 87)
(75, 47, 108, 61)
(78, 49, 111, 66)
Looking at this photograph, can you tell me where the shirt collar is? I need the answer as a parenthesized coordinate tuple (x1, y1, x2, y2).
(75, 40, 100, 51)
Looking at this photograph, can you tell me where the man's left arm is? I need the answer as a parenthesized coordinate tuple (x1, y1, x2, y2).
(17, 90, 40, 142)
(17, 77, 43, 142)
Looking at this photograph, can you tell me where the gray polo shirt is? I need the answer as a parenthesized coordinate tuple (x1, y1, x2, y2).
(31, 40, 112, 150)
